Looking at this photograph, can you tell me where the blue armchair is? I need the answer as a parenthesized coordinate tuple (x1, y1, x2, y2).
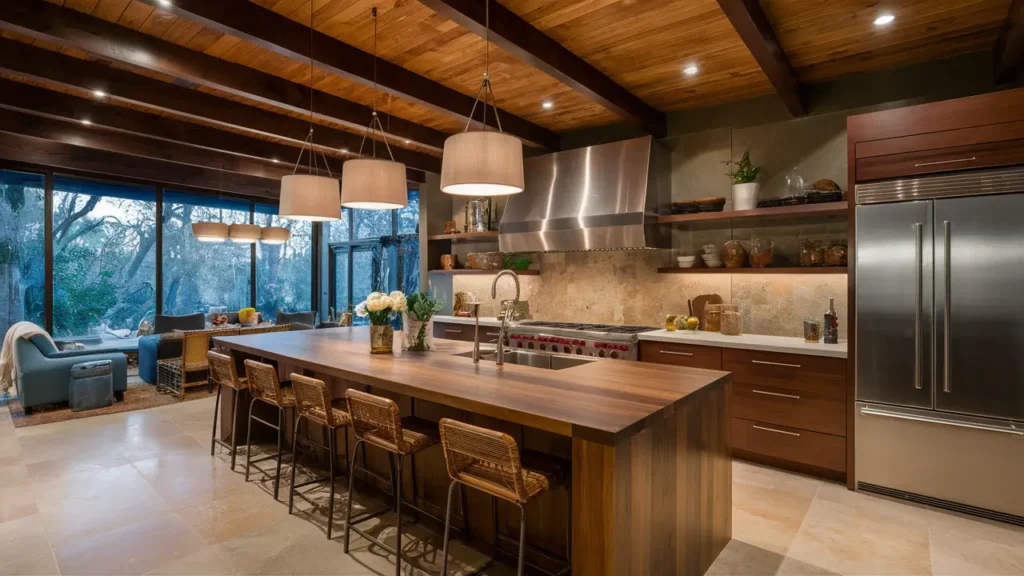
(138, 313, 205, 384)
(15, 335, 127, 414)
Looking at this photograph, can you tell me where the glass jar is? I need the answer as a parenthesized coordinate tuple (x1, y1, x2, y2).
(723, 240, 746, 268)
(803, 319, 821, 342)
(800, 240, 824, 267)
(784, 170, 806, 197)
(825, 240, 848, 267)
(721, 311, 741, 336)
(750, 238, 774, 268)
(704, 304, 723, 332)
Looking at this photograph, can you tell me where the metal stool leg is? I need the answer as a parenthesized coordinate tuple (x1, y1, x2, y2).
(343, 427, 350, 476)
(387, 453, 398, 512)
(244, 397, 258, 482)
(394, 455, 403, 576)
(288, 415, 301, 514)
(229, 389, 241, 471)
(440, 480, 458, 576)
(274, 406, 284, 500)
(327, 425, 337, 540)
(516, 503, 527, 576)
(343, 440, 363, 554)
(210, 382, 222, 456)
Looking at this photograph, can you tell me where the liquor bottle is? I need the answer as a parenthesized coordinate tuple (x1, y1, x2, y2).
(823, 298, 839, 344)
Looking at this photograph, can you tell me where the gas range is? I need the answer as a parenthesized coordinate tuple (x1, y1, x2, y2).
(506, 321, 658, 361)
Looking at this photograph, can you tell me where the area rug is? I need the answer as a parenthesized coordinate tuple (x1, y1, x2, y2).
(8, 378, 218, 428)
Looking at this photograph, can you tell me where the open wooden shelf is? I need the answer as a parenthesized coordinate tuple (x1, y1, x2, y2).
(427, 231, 499, 242)
(657, 201, 848, 225)
(428, 269, 540, 276)
(657, 267, 847, 274)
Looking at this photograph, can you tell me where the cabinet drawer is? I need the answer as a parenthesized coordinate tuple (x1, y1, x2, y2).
(433, 322, 501, 343)
(733, 417, 846, 473)
(722, 348, 845, 400)
(733, 382, 845, 437)
(856, 139, 1024, 182)
(639, 341, 722, 369)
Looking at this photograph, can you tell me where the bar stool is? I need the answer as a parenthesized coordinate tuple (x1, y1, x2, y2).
(438, 418, 571, 576)
(287, 374, 352, 539)
(207, 350, 248, 471)
(343, 389, 440, 576)
(242, 359, 296, 500)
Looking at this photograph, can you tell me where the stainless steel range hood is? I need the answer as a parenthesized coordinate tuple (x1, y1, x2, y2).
(498, 136, 670, 252)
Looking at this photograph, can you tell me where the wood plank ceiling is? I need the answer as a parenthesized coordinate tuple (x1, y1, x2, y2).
(0, 0, 1017, 192)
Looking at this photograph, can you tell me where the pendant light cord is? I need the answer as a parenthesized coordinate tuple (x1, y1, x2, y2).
(356, 7, 396, 162)
(289, 0, 334, 178)
(462, 0, 503, 134)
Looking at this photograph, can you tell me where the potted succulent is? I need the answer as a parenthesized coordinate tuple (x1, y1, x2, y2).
(404, 291, 444, 352)
(354, 291, 407, 354)
(725, 151, 761, 211)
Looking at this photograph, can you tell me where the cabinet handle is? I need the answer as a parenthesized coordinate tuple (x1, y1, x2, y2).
(751, 359, 801, 369)
(913, 222, 923, 390)
(914, 157, 976, 167)
(752, 389, 801, 400)
(443, 329, 463, 334)
(752, 424, 801, 437)
(943, 220, 952, 394)
(485, 331, 500, 336)
(659, 350, 694, 357)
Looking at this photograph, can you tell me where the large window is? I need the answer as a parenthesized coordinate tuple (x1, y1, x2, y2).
(330, 191, 419, 324)
(52, 177, 156, 338)
(255, 204, 312, 320)
(162, 191, 251, 316)
(0, 170, 45, 338)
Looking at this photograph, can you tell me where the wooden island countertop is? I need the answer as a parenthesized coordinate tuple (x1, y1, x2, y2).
(215, 326, 732, 575)
(214, 326, 730, 445)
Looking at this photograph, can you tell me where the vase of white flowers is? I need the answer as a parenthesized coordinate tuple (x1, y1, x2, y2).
(355, 291, 407, 354)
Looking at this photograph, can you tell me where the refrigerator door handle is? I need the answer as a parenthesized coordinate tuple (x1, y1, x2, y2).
(943, 220, 952, 394)
(859, 406, 1024, 436)
(913, 223, 923, 390)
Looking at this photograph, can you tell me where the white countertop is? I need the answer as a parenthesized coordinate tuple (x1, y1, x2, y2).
(639, 330, 847, 358)
(433, 315, 502, 327)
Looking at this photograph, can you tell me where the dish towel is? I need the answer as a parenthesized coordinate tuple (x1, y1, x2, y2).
(0, 322, 55, 396)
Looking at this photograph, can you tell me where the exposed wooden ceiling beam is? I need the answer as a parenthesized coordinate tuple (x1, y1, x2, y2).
(0, 78, 425, 184)
(0, 131, 280, 198)
(0, 38, 439, 175)
(0, 0, 450, 155)
(133, 0, 560, 150)
(716, 0, 805, 116)
(418, 0, 666, 138)
(994, 0, 1024, 84)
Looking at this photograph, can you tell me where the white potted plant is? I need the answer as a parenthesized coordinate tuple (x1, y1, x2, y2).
(354, 291, 407, 354)
(404, 291, 444, 352)
(725, 151, 761, 211)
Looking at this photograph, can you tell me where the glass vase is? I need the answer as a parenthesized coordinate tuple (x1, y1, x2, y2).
(369, 324, 394, 354)
(405, 319, 432, 352)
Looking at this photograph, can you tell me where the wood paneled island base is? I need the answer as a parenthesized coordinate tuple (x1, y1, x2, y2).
(214, 327, 732, 576)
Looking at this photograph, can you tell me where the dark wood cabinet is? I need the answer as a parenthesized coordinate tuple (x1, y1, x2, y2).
(433, 321, 501, 343)
(640, 342, 848, 480)
(855, 138, 1024, 181)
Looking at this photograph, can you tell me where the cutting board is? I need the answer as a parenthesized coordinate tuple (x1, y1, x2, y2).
(692, 294, 724, 330)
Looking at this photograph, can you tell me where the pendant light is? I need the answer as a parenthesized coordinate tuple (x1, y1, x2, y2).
(279, 1, 341, 221)
(191, 222, 228, 243)
(228, 223, 262, 243)
(440, 0, 523, 196)
(260, 226, 291, 245)
(340, 8, 408, 210)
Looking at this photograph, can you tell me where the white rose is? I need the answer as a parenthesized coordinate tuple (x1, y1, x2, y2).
(389, 291, 407, 312)
(354, 302, 368, 317)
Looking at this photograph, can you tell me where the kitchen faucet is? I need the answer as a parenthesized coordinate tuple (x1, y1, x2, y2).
(489, 270, 520, 366)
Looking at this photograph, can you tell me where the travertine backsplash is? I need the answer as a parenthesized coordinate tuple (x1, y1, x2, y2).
(452, 251, 847, 339)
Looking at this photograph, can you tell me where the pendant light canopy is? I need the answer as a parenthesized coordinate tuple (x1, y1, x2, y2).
(278, 1, 340, 221)
(260, 226, 291, 245)
(228, 223, 262, 243)
(192, 222, 228, 243)
(440, 0, 523, 197)
(341, 8, 408, 211)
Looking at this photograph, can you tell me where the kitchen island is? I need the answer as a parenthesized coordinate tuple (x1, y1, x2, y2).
(215, 327, 732, 576)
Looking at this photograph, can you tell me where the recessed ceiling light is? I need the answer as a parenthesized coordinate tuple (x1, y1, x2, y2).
(81, 119, 92, 125)
(874, 13, 895, 26)
(158, 0, 172, 7)
(92, 90, 106, 98)
(340, 148, 349, 154)
(404, 139, 411, 144)
(541, 101, 553, 110)
(683, 65, 699, 77)
(272, 158, 279, 163)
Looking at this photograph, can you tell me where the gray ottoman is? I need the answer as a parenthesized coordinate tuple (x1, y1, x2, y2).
(69, 360, 114, 412)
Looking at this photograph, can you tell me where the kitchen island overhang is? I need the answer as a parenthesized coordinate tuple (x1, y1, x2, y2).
(214, 327, 732, 575)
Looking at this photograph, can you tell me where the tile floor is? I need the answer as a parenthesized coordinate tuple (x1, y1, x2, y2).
(0, 397, 1021, 575)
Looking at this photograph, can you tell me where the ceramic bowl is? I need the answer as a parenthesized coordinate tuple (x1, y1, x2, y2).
(702, 254, 723, 268)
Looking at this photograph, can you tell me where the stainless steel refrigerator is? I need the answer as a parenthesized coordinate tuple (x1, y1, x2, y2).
(855, 166, 1024, 525)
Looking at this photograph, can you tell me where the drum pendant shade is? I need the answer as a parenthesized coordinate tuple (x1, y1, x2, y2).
(440, 131, 524, 196)
(260, 226, 291, 244)
(192, 222, 228, 242)
(279, 174, 341, 221)
(341, 158, 408, 209)
(228, 223, 262, 243)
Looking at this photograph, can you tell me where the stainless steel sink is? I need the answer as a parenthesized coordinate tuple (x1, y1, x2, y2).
(453, 349, 600, 370)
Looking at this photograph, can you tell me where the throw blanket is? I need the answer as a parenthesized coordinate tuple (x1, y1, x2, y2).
(0, 322, 54, 395)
